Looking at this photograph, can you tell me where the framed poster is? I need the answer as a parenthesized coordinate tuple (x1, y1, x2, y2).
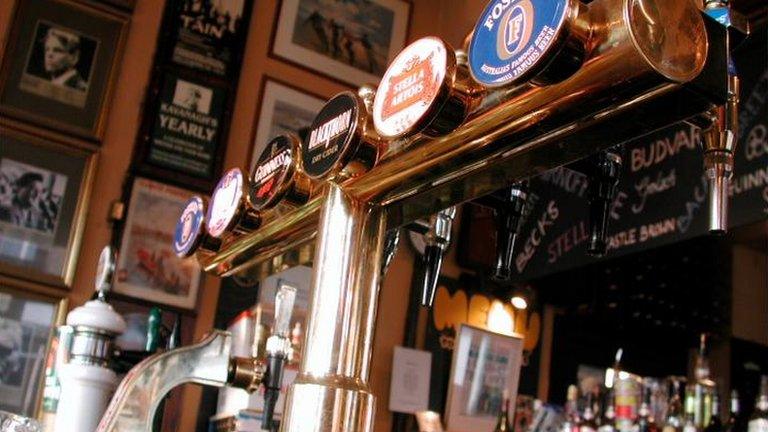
(445, 324, 523, 432)
(0, 283, 66, 417)
(162, 0, 254, 78)
(0, 123, 96, 288)
(136, 69, 230, 190)
(0, 0, 128, 141)
(271, 0, 411, 87)
(249, 78, 325, 170)
(114, 177, 203, 310)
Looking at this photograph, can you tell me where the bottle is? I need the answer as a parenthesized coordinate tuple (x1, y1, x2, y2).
(495, 390, 514, 432)
(563, 385, 581, 432)
(145, 306, 162, 352)
(684, 386, 699, 432)
(580, 393, 599, 432)
(598, 390, 616, 432)
(664, 379, 684, 432)
(693, 334, 716, 428)
(748, 376, 768, 432)
(725, 390, 739, 432)
(639, 385, 659, 432)
(704, 391, 722, 432)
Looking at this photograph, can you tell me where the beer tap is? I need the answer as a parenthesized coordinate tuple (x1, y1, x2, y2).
(407, 207, 457, 307)
(381, 229, 401, 279)
(260, 285, 296, 431)
(477, 183, 528, 281)
(691, 0, 748, 234)
(572, 150, 623, 257)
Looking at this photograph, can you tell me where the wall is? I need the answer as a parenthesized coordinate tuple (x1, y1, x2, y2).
(0, 0, 487, 430)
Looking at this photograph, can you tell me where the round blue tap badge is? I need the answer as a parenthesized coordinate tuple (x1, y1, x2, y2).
(174, 196, 205, 257)
(469, 0, 570, 87)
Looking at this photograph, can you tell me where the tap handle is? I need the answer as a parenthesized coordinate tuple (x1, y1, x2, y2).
(492, 185, 527, 281)
(273, 283, 297, 337)
(420, 244, 445, 307)
(381, 229, 401, 279)
(586, 151, 622, 257)
(262, 348, 288, 430)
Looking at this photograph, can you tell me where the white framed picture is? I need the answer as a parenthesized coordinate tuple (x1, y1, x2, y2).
(271, 0, 411, 87)
(249, 77, 326, 171)
(445, 324, 524, 432)
(114, 177, 202, 309)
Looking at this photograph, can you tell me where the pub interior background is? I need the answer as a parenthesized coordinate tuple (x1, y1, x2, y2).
(0, 0, 766, 431)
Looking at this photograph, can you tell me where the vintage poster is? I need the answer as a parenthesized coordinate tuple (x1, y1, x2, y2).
(146, 72, 227, 179)
(114, 177, 202, 309)
(168, 0, 252, 77)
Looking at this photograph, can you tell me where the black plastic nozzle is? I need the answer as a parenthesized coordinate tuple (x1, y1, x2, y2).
(261, 352, 287, 430)
(420, 244, 445, 307)
(492, 186, 527, 281)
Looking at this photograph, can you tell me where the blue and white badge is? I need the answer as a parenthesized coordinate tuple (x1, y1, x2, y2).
(174, 196, 205, 257)
(469, 0, 569, 87)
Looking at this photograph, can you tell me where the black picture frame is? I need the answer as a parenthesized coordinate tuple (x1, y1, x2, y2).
(132, 67, 231, 192)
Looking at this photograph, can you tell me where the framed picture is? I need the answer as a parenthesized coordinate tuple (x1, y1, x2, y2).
(0, 0, 128, 141)
(161, 0, 254, 78)
(98, 0, 136, 12)
(114, 177, 203, 310)
(0, 123, 97, 288)
(249, 77, 326, 170)
(134, 69, 230, 191)
(0, 282, 66, 417)
(445, 324, 524, 431)
(271, 0, 411, 87)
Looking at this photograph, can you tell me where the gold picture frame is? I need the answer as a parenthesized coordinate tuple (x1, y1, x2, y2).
(0, 120, 97, 288)
(0, 276, 67, 419)
(0, 0, 129, 142)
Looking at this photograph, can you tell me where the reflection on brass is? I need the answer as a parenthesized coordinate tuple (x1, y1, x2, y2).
(193, 1, 720, 431)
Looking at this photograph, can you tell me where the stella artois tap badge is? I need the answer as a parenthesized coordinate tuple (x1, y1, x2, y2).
(373, 37, 450, 139)
(469, 0, 571, 87)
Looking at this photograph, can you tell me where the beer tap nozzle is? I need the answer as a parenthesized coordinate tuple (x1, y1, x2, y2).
(573, 150, 623, 257)
(417, 207, 456, 307)
(262, 284, 297, 430)
(491, 184, 528, 281)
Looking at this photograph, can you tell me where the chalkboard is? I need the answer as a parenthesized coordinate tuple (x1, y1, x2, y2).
(502, 25, 768, 281)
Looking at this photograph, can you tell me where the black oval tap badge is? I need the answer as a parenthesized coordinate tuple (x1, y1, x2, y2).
(249, 135, 295, 210)
(302, 92, 360, 179)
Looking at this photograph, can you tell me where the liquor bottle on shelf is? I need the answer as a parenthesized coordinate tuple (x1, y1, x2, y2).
(638, 384, 659, 432)
(725, 390, 739, 432)
(663, 379, 684, 432)
(684, 385, 699, 432)
(580, 393, 599, 432)
(704, 390, 723, 432)
(693, 334, 716, 428)
(598, 390, 616, 432)
(563, 385, 581, 432)
(748, 376, 768, 432)
(494, 390, 514, 432)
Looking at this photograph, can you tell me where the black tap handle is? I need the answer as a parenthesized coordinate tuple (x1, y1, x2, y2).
(261, 353, 287, 430)
(420, 245, 444, 307)
(585, 151, 622, 256)
(492, 186, 527, 281)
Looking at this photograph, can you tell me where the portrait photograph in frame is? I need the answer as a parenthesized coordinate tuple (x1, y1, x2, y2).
(0, 0, 128, 141)
(249, 77, 326, 171)
(445, 324, 524, 431)
(0, 280, 66, 418)
(0, 123, 96, 288)
(114, 177, 203, 310)
(161, 0, 254, 78)
(271, 0, 410, 87)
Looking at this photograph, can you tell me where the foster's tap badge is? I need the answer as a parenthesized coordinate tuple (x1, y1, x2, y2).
(373, 37, 451, 139)
(250, 134, 310, 210)
(207, 168, 259, 238)
(303, 91, 376, 180)
(469, 0, 572, 87)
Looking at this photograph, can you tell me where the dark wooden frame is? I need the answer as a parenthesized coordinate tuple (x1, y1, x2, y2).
(0, 0, 129, 142)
